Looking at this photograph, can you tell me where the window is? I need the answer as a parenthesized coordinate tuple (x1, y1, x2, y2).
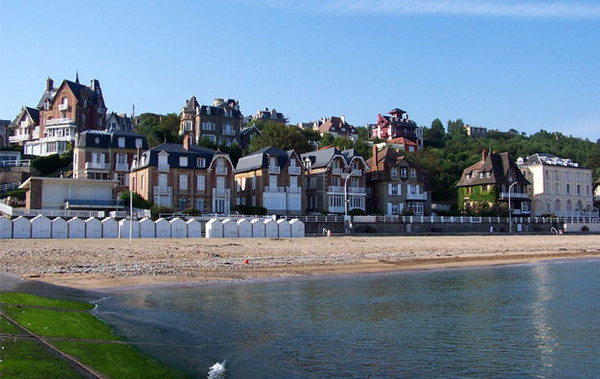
(332, 176, 340, 186)
(486, 172, 490, 178)
(178, 198, 188, 211)
(577, 185, 581, 195)
(118, 137, 125, 148)
(400, 167, 408, 179)
(197, 157, 205, 168)
(179, 156, 188, 167)
(479, 172, 483, 179)
(389, 183, 398, 195)
(135, 138, 143, 148)
(351, 178, 358, 187)
(197, 175, 205, 191)
(141, 174, 145, 190)
(411, 169, 417, 179)
(216, 176, 225, 189)
(391, 168, 398, 178)
(252, 176, 256, 190)
(269, 175, 278, 187)
(159, 174, 168, 187)
(566, 183, 571, 194)
(290, 176, 297, 188)
(179, 174, 188, 191)
(196, 199, 205, 212)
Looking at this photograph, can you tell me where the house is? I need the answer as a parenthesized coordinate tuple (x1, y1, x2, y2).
(517, 153, 595, 217)
(370, 108, 423, 149)
(464, 124, 488, 139)
(315, 116, 359, 141)
(105, 112, 133, 132)
(130, 136, 234, 213)
(179, 96, 243, 147)
(0, 119, 11, 148)
(594, 178, 600, 211)
(366, 146, 431, 216)
(239, 125, 261, 150)
(19, 177, 119, 210)
(249, 108, 287, 125)
(456, 150, 531, 216)
(234, 146, 304, 215)
(301, 146, 369, 214)
(23, 76, 107, 156)
(374, 137, 419, 155)
(72, 130, 148, 198)
(8, 107, 39, 147)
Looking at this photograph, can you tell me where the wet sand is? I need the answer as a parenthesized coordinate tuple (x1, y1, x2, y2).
(1, 235, 599, 290)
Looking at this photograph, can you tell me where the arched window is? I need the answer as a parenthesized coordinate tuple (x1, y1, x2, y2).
(555, 199, 561, 213)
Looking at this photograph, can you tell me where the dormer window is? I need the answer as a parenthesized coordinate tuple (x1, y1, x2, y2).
(95, 137, 100, 145)
(118, 137, 125, 148)
(486, 172, 490, 178)
(179, 156, 188, 167)
(479, 172, 483, 179)
(197, 157, 206, 168)
(206, 107, 211, 115)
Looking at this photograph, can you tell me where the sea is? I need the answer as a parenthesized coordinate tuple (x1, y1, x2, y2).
(3, 258, 600, 378)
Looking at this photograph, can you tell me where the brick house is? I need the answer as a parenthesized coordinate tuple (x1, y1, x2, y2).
(130, 136, 234, 213)
(370, 108, 423, 150)
(249, 108, 287, 125)
(366, 146, 431, 215)
(72, 130, 148, 198)
(456, 150, 531, 216)
(234, 146, 304, 215)
(301, 146, 369, 214)
(179, 96, 243, 147)
(315, 116, 359, 141)
(21, 76, 107, 156)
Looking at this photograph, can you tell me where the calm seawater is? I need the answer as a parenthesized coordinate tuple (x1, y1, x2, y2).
(3, 259, 599, 377)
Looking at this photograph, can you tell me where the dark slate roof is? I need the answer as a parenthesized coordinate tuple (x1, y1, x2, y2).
(518, 153, 583, 168)
(456, 152, 529, 187)
(235, 146, 289, 173)
(184, 95, 199, 113)
(300, 146, 341, 169)
(75, 130, 148, 149)
(10, 107, 40, 128)
(200, 105, 243, 118)
(240, 125, 261, 137)
(135, 143, 222, 170)
(36, 88, 57, 109)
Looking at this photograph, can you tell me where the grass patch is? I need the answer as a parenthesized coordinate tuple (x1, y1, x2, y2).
(0, 338, 82, 378)
(0, 317, 24, 335)
(1, 306, 119, 341)
(0, 293, 93, 311)
(51, 341, 189, 378)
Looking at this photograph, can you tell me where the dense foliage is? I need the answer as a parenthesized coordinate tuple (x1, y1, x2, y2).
(249, 121, 313, 154)
(134, 113, 181, 147)
(31, 150, 72, 176)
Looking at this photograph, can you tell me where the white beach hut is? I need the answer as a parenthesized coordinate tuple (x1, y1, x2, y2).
(277, 219, 291, 238)
(290, 219, 305, 238)
(119, 219, 139, 239)
(237, 219, 252, 238)
(85, 217, 102, 239)
(170, 218, 187, 238)
(205, 218, 223, 238)
(155, 218, 171, 239)
(51, 217, 68, 239)
(31, 215, 51, 239)
(187, 218, 202, 238)
(67, 217, 85, 239)
(250, 218, 265, 238)
(222, 218, 238, 238)
(264, 218, 278, 238)
(101, 218, 118, 238)
(0, 215, 12, 239)
(139, 217, 156, 238)
(12, 216, 31, 239)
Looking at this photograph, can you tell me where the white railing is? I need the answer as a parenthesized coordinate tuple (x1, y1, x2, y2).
(85, 162, 110, 170)
(406, 192, 428, 200)
(9, 135, 30, 143)
(0, 160, 30, 168)
(288, 166, 301, 175)
(328, 186, 344, 193)
(0, 183, 20, 192)
(499, 192, 529, 199)
(287, 186, 302, 193)
(352, 169, 362, 176)
(11, 209, 106, 218)
(115, 162, 129, 172)
(58, 103, 68, 111)
(212, 188, 231, 196)
(264, 185, 285, 193)
(45, 118, 76, 126)
(332, 167, 343, 175)
(223, 128, 236, 136)
(154, 185, 172, 194)
(268, 165, 280, 174)
(348, 187, 365, 194)
(216, 166, 228, 175)
(158, 163, 170, 172)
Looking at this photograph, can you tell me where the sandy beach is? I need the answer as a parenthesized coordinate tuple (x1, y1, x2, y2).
(1, 234, 599, 290)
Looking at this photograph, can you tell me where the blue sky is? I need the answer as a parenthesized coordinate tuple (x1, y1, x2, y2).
(1, 0, 599, 141)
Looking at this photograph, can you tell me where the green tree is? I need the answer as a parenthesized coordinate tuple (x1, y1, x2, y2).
(424, 118, 446, 148)
(249, 121, 312, 154)
(447, 118, 466, 137)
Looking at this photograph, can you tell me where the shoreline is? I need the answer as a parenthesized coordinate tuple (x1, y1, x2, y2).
(1, 235, 599, 291)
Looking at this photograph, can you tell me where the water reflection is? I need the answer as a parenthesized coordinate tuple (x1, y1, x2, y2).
(531, 264, 556, 375)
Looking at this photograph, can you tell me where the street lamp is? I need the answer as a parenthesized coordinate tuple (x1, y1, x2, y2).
(343, 167, 353, 234)
(508, 181, 518, 233)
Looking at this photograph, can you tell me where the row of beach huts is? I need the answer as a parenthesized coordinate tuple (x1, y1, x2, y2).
(0, 215, 305, 239)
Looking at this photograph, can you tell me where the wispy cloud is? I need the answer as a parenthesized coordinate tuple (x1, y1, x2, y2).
(239, 0, 600, 20)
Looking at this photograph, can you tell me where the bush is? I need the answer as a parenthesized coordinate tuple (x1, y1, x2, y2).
(348, 208, 366, 216)
(120, 190, 152, 209)
(235, 205, 267, 216)
(182, 208, 201, 216)
(31, 153, 72, 176)
(0, 188, 25, 200)
(582, 226, 589, 232)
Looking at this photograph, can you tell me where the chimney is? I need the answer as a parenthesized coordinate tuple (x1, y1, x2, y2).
(341, 115, 346, 124)
(482, 149, 488, 161)
(46, 77, 54, 91)
(372, 145, 378, 171)
(183, 134, 190, 150)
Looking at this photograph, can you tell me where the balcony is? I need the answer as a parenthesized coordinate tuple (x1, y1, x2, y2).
(46, 118, 76, 127)
(351, 169, 362, 176)
(498, 192, 529, 200)
(406, 192, 428, 201)
(348, 186, 366, 194)
(216, 166, 228, 175)
(264, 185, 285, 193)
(154, 185, 172, 195)
(85, 162, 110, 171)
(9, 134, 30, 143)
(328, 186, 344, 193)
(268, 165, 280, 174)
(288, 166, 301, 175)
(158, 163, 170, 172)
(115, 162, 129, 172)
(213, 188, 231, 197)
(287, 186, 302, 193)
(58, 103, 69, 111)
(223, 128, 236, 136)
(332, 167, 343, 175)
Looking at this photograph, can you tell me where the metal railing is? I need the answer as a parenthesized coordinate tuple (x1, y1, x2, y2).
(268, 165, 280, 174)
(0, 159, 31, 168)
(0, 183, 20, 192)
(288, 166, 301, 175)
